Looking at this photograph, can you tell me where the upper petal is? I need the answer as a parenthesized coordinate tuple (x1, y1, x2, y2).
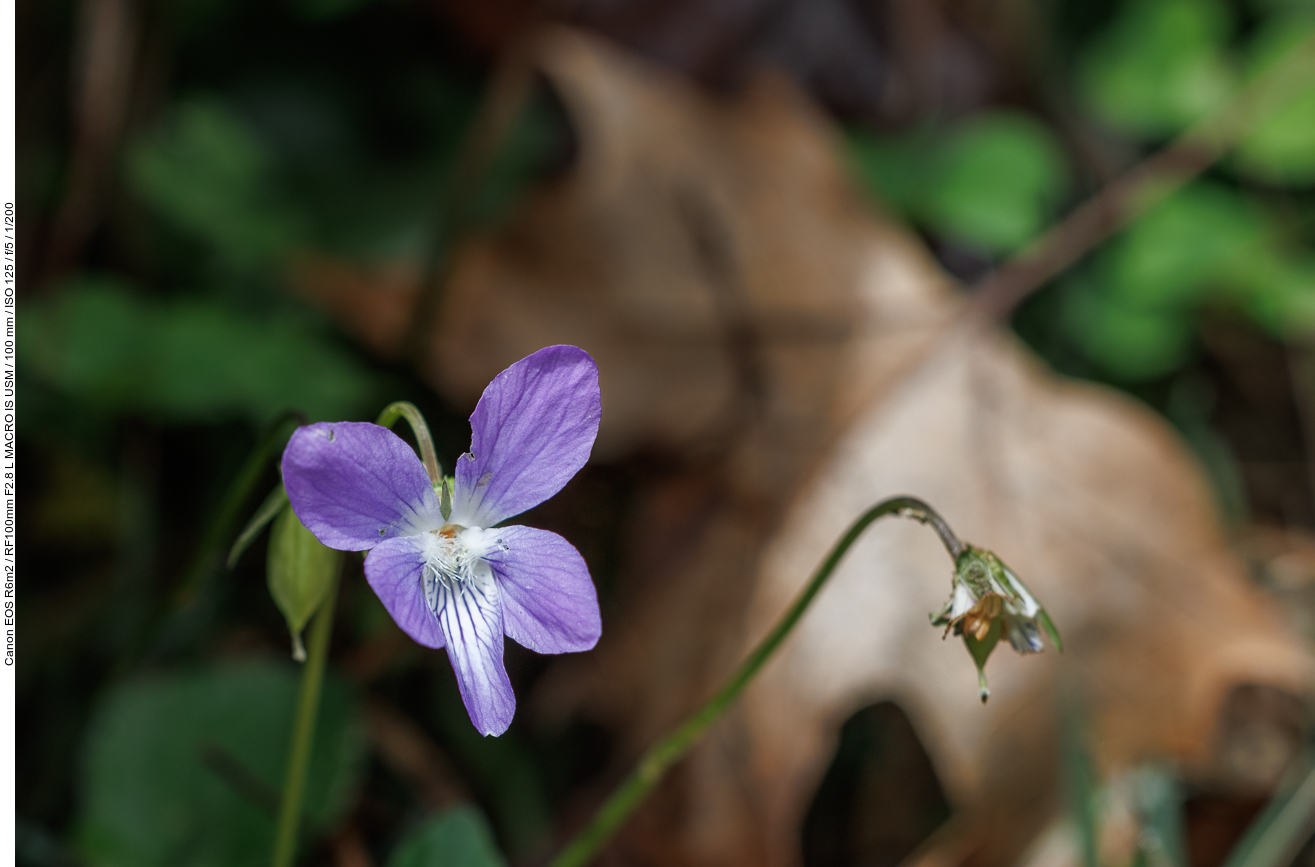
(484, 525, 601, 654)
(283, 422, 443, 551)
(1002, 566, 1042, 618)
(450, 346, 600, 528)
(364, 535, 445, 649)
(436, 568, 516, 736)
(947, 582, 977, 621)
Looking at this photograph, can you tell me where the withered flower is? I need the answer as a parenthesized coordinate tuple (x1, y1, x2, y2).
(930, 546, 1061, 702)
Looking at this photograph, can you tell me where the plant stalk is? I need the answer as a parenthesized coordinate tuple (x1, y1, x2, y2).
(269, 565, 340, 867)
(376, 401, 442, 487)
(548, 496, 962, 867)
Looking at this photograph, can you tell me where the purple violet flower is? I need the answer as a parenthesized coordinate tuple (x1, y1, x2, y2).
(281, 345, 603, 736)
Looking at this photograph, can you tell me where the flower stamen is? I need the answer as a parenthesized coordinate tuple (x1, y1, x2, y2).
(420, 526, 509, 616)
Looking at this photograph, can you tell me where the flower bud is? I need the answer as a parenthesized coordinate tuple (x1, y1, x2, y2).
(267, 505, 339, 661)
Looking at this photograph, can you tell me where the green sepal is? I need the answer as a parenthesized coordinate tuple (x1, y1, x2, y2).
(227, 483, 289, 568)
(1038, 608, 1063, 652)
(954, 546, 995, 597)
(267, 505, 339, 661)
(963, 618, 1002, 703)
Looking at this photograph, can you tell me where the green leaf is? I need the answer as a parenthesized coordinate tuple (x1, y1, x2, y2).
(919, 112, 1069, 253)
(1062, 277, 1196, 380)
(844, 129, 931, 216)
(75, 659, 365, 867)
(1080, 0, 1237, 137)
(386, 806, 508, 867)
(1109, 182, 1268, 309)
(18, 277, 152, 413)
(18, 278, 377, 424)
(1236, 253, 1315, 338)
(1235, 17, 1315, 184)
(126, 97, 304, 266)
(267, 506, 339, 659)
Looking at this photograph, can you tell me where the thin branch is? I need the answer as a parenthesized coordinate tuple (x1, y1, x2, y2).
(970, 32, 1315, 321)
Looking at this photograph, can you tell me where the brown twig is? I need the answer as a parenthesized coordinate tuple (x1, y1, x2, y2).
(970, 31, 1315, 321)
(43, 0, 139, 283)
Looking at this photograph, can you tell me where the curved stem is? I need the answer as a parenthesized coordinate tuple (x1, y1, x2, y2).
(548, 496, 962, 867)
(269, 564, 340, 867)
(376, 401, 442, 487)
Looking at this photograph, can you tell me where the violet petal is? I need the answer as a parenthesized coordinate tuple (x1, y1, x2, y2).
(436, 569, 516, 736)
(283, 422, 442, 551)
(1005, 616, 1044, 654)
(451, 346, 600, 529)
(485, 525, 601, 654)
(364, 535, 445, 649)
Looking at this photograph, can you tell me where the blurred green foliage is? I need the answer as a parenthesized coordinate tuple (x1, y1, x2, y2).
(849, 0, 1315, 387)
(1236, 18, 1315, 182)
(18, 3, 576, 861)
(20, 277, 376, 424)
(385, 806, 507, 867)
(1079, 0, 1236, 137)
(74, 660, 364, 867)
(843, 0, 1315, 537)
(128, 98, 306, 269)
(849, 111, 1069, 254)
(922, 113, 1069, 253)
(1066, 0, 1315, 382)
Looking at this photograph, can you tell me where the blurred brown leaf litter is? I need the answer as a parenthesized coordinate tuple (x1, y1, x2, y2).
(294, 28, 1315, 867)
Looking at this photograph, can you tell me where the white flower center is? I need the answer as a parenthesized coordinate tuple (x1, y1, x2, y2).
(419, 525, 505, 615)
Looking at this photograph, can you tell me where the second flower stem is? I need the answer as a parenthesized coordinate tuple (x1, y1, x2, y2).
(376, 401, 442, 487)
(269, 565, 340, 867)
(548, 496, 963, 867)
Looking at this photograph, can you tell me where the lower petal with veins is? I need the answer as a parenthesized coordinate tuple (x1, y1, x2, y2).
(436, 568, 516, 737)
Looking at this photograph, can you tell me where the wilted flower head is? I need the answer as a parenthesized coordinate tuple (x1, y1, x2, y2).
(282, 345, 603, 736)
(930, 546, 1060, 702)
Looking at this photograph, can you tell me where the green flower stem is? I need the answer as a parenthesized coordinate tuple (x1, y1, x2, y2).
(269, 564, 340, 867)
(549, 496, 963, 867)
(376, 401, 442, 487)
